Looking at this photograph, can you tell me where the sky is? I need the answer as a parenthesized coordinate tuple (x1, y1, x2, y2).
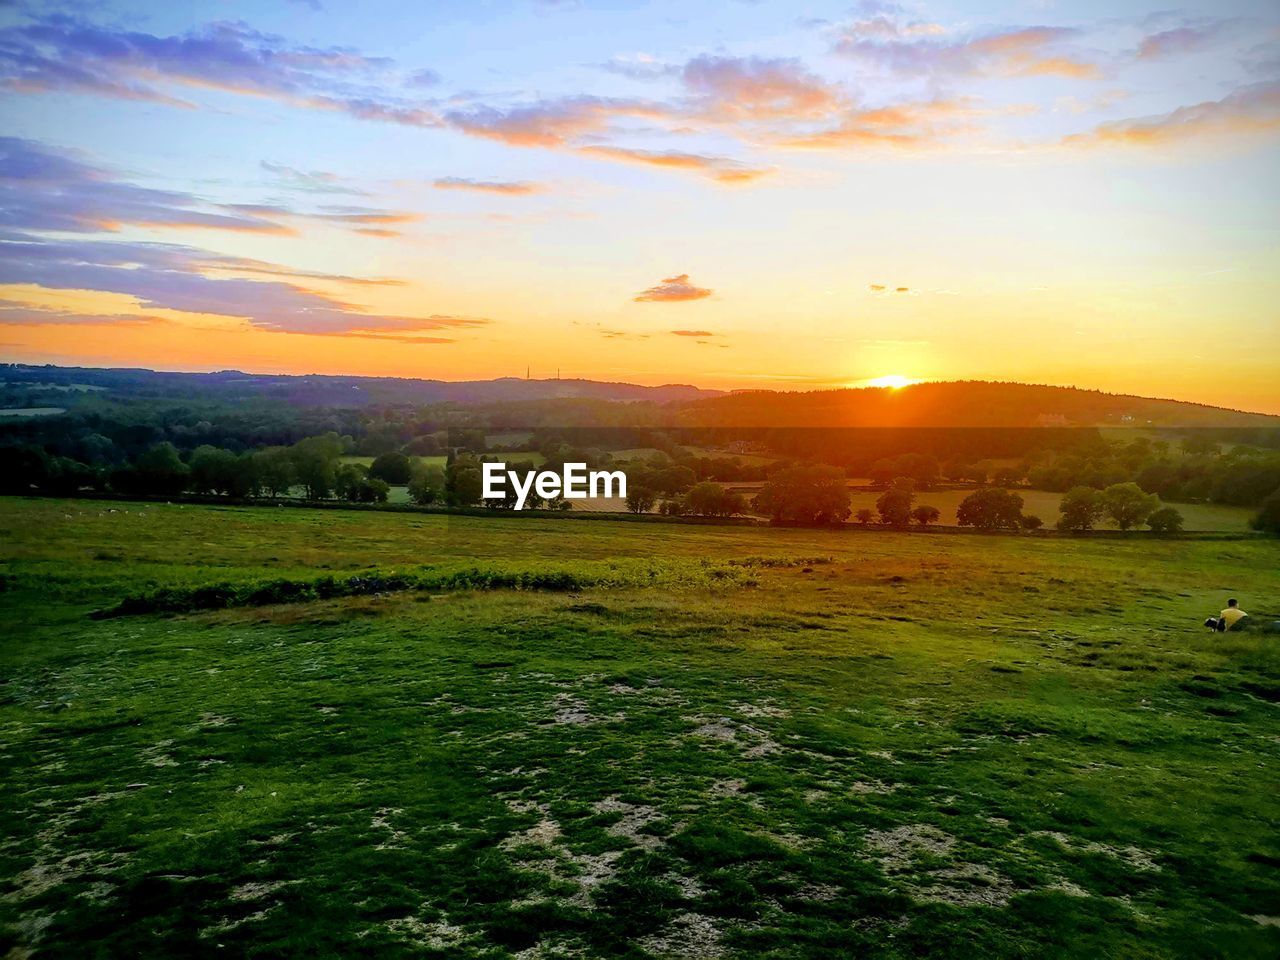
(1, 0, 1278, 412)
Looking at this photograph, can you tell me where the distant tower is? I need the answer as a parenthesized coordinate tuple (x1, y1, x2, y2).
(526, 365, 530, 381)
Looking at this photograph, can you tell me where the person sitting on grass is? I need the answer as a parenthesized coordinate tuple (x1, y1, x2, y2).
(1205, 598, 1250, 632)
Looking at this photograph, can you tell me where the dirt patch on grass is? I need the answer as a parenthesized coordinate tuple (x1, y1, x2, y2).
(592, 796, 666, 850)
(686, 715, 781, 759)
(1035, 830, 1162, 872)
(229, 879, 297, 902)
(639, 912, 726, 959)
(914, 863, 1017, 907)
(501, 800, 561, 849)
(547, 692, 619, 726)
(864, 823, 1017, 908)
(865, 824, 956, 871)
(385, 915, 472, 950)
(708, 778, 746, 797)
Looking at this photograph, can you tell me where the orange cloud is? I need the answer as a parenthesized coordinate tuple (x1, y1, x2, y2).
(1063, 81, 1280, 147)
(671, 329, 715, 337)
(1015, 56, 1100, 80)
(433, 177, 543, 195)
(634, 274, 713, 303)
(833, 19, 1099, 81)
(682, 55, 845, 122)
(781, 98, 975, 150)
(577, 146, 771, 183)
(445, 97, 667, 147)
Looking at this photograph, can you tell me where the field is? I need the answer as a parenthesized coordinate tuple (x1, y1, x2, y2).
(2, 498, 1278, 958)
(575, 485, 1256, 532)
(0, 408, 67, 418)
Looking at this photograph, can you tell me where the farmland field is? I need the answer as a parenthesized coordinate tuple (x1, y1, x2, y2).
(575, 485, 1256, 532)
(1, 498, 1278, 958)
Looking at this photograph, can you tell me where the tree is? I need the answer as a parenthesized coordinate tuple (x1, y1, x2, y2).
(370, 451, 413, 485)
(42, 457, 98, 496)
(893, 453, 941, 490)
(652, 464, 696, 498)
(1248, 490, 1280, 535)
(854, 508, 874, 525)
(752, 464, 851, 525)
(253, 447, 296, 497)
(407, 464, 445, 505)
(134, 442, 189, 495)
(225, 454, 260, 498)
(1020, 514, 1044, 531)
(405, 434, 442, 456)
(686, 481, 723, 517)
(1181, 435, 1219, 456)
(356, 477, 390, 503)
(625, 485, 657, 514)
(334, 463, 369, 501)
(1146, 506, 1184, 534)
(911, 504, 940, 527)
(447, 455, 483, 507)
(290, 436, 342, 499)
(189, 445, 238, 495)
(0, 445, 50, 494)
(868, 459, 896, 488)
(876, 478, 915, 527)
(956, 487, 1024, 531)
(1057, 486, 1104, 531)
(1101, 482, 1160, 530)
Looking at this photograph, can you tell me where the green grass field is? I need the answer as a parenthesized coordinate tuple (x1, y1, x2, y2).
(578, 483, 1255, 532)
(833, 489, 1254, 533)
(2, 498, 1278, 958)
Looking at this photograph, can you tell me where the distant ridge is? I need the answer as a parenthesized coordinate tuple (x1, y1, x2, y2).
(2, 364, 1276, 427)
(0, 364, 720, 405)
(676, 381, 1280, 428)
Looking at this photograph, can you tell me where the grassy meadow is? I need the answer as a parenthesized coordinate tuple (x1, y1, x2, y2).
(1, 498, 1278, 958)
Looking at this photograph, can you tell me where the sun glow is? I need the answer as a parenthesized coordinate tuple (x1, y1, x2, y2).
(862, 375, 918, 390)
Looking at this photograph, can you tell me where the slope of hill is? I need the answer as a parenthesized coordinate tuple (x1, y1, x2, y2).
(3, 365, 1277, 430)
(675, 381, 1280, 428)
(0, 365, 720, 406)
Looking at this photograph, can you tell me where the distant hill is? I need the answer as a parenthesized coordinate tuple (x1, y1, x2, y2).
(0, 364, 720, 406)
(674, 381, 1280, 428)
(3, 365, 1276, 429)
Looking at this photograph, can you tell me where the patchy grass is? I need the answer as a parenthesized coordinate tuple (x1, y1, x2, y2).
(1, 498, 1278, 958)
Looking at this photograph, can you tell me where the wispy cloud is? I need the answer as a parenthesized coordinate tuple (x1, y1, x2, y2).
(832, 16, 1099, 80)
(597, 53, 678, 80)
(261, 160, 367, 195)
(1, 137, 294, 235)
(433, 177, 543, 195)
(1063, 81, 1280, 147)
(0, 139, 416, 239)
(1136, 21, 1230, 60)
(0, 299, 168, 326)
(670, 329, 715, 336)
(577, 146, 772, 183)
(634, 274, 713, 302)
(0, 138, 474, 335)
(0, 234, 489, 335)
(444, 96, 665, 147)
(682, 54, 844, 122)
(0, 15, 441, 126)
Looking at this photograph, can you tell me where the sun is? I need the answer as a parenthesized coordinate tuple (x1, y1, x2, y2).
(863, 374, 917, 390)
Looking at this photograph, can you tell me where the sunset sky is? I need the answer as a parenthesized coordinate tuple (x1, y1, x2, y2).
(1, 0, 1278, 412)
